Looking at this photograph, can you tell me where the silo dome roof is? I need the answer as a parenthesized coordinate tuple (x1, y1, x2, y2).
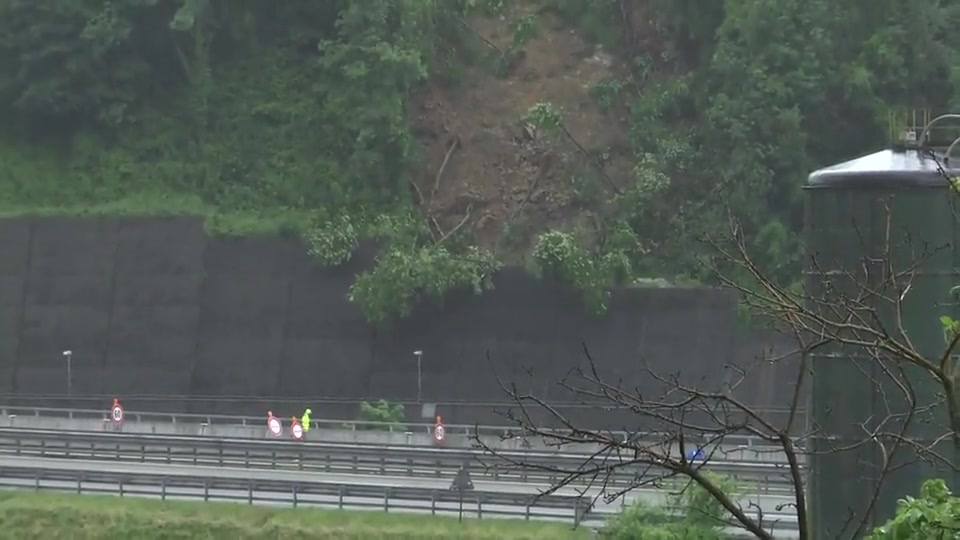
(807, 148, 960, 188)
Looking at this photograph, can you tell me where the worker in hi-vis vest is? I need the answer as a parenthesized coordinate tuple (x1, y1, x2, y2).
(301, 408, 312, 433)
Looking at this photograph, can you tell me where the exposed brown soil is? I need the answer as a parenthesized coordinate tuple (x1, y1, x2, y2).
(409, 3, 632, 264)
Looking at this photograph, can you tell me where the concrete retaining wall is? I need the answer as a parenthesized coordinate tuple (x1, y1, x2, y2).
(0, 217, 801, 428)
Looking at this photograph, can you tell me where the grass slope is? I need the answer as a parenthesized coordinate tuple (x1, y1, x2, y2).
(0, 491, 592, 539)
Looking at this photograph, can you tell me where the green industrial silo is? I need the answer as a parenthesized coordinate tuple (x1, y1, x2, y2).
(805, 117, 960, 537)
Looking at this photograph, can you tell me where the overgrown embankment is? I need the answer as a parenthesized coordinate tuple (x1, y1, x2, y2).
(0, 0, 955, 324)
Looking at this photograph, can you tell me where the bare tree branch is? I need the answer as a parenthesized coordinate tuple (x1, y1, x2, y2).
(476, 197, 959, 539)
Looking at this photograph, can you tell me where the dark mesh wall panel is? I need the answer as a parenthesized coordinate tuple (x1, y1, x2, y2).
(0, 217, 798, 425)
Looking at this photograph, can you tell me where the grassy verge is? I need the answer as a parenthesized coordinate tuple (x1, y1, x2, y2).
(0, 491, 593, 539)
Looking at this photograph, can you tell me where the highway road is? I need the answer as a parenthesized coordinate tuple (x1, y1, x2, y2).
(0, 404, 801, 460)
(0, 455, 800, 531)
(0, 426, 802, 501)
(5, 447, 796, 495)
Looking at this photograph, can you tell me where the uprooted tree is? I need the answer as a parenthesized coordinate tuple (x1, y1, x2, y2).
(475, 189, 960, 539)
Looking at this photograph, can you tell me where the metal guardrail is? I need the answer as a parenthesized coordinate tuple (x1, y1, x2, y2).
(0, 463, 598, 525)
(0, 458, 801, 536)
(1, 405, 787, 449)
(0, 454, 802, 533)
(0, 430, 802, 536)
(0, 394, 803, 424)
(0, 428, 801, 495)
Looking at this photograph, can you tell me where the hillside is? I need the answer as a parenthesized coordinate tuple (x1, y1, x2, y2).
(409, 6, 628, 258)
(0, 0, 958, 324)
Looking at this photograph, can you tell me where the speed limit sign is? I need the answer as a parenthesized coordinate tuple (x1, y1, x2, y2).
(111, 399, 124, 424)
(267, 416, 282, 437)
(291, 422, 303, 440)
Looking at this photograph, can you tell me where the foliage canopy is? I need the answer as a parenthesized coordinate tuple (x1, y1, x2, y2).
(601, 472, 741, 539)
(2, 0, 959, 321)
(868, 479, 960, 540)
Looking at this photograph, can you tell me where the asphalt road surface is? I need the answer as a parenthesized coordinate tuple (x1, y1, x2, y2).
(0, 446, 798, 496)
(0, 440, 793, 497)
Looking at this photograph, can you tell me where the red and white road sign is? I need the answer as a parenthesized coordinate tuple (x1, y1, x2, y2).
(267, 412, 282, 437)
(291, 418, 304, 440)
(433, 416, 445, 443)
(111, 399, 124, 424)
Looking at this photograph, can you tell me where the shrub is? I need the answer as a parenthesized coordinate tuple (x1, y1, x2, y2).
(601, 472, 740, 539)
(357, 400, 406, 431)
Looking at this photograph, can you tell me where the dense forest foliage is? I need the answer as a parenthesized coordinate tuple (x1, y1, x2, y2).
(1, 0, 958, 323)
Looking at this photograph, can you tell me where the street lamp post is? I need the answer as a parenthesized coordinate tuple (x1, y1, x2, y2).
(62, 350, 72, 396)
(414, 350, 423, 402)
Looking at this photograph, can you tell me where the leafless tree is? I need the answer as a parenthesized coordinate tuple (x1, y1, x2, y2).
(475, 201, 959, 539)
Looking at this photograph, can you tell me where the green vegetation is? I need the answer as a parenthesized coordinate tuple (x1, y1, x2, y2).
(602, 472, 741, 539)
(0, 0, 486, 325)
(868, 479, 960, 539)
(0, 474, 746, 539)
(357, 399, 406, 430)
(0, 491, 589, 539)
(530, 229, 635, 315)
(2, 0, 958, 322)
(547, 0, 960, 290)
